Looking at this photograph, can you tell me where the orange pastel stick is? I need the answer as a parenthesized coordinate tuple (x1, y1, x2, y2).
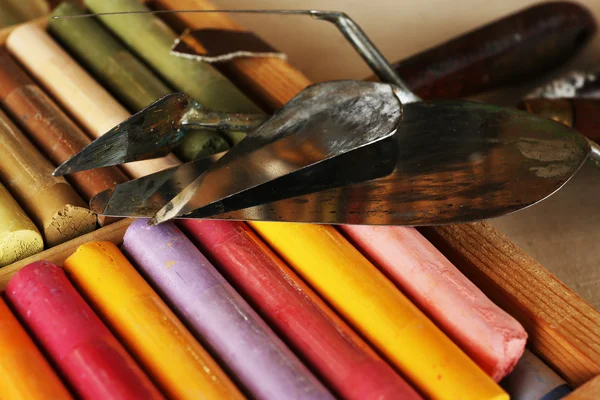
(0, 297, 72, 400)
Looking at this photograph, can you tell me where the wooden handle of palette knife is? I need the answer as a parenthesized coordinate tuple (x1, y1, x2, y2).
(390, 1, 597, 99)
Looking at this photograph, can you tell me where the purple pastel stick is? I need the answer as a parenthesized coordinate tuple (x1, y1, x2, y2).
(122, 219, 334, 400)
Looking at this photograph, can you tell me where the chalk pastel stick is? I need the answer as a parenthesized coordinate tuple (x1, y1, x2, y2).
(86, 0, 261, 155)
(180, 219, 422, 400)
(5, 23, 179, 177)
(251, 222, 508, 400)
(64, 242, 244, 400)
(0, 182, 43, 266)
(0, 297, 72, 400)
(48, 2, 171, 112)
(123, 220, 334, 400)
(341, 225, 527, 381)
(85, 0, 259, 114)
(5, 261, 164, 400)
(0, 110, 96, 247)
(48, 2, 230, 162)
(501, 350, 571, 400)
(0, 48, 128, 212)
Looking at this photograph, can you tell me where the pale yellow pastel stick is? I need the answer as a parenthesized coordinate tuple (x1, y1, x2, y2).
(64, 241, 244, 400)
(0, 183, 43, 267)
(250, 222, 508, 400)
(5, 23, 179, 178)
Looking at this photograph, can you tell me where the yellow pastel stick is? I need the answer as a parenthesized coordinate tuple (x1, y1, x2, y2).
(64, 241, 244, 400)
(0, 298, 72, 400)
(250, 222, 508, 400)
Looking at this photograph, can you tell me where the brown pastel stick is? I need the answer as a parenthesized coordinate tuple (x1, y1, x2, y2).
(152, 0, 600, 387)
(0, 218, 132, 290)
(518, 98, 600, 143)
(390, 2, 597, 99)
(420, 222, 600, 387)
(0, 109, 96, 247)
(5, 23, 179, 178)
(0, 2, 25, 29)
(150, 0, 312, 110)
(0, 48, 128, 225)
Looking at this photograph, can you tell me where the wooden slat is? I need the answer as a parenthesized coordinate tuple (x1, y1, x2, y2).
(421, 222, 600, 386)
(150, 0, 600, 388)
(0, 218, 132, 290)
(566, 374, 600, 399)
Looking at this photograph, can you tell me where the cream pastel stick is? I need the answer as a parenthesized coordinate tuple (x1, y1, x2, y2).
(5, 23, 179, 178)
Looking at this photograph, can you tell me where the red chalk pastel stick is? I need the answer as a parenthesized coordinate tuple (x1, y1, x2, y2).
(180, 219, 421, 400)
(5, 261, 164, 400)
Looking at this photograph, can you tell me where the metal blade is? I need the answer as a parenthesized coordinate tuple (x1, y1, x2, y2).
(173, 100, 589, 225)
(52, 93, 265, 176)
(89, 152, 224, 217)
(150, 80, 403, 224)
(53, 93, 193, 175)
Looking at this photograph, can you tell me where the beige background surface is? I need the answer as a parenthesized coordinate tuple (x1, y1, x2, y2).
(214, 0, 600, 308)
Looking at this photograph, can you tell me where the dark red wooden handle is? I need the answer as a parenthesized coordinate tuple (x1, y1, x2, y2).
(392, 2, 596, 100)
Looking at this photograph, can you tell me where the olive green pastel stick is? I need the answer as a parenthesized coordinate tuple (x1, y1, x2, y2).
(50, 1, 231, 161)
(49, 2, 172, 112)
(85, 0, 261, 115)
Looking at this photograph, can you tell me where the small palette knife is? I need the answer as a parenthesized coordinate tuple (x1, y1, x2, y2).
(52, 10, 599, 226)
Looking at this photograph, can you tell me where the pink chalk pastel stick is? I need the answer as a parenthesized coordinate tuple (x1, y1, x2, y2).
(341, 225, 527, 381)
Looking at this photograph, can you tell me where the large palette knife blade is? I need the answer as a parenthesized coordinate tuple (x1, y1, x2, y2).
(52, 9, 597, 226)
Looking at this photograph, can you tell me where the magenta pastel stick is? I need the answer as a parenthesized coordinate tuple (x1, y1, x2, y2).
(5, 261, 164, 400)
(122, 219, 334, 400)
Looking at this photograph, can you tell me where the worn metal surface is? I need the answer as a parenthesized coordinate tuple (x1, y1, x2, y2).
(151, 80, 402, 223)
(53, 92, 265, 175)
(91, 99, 589, 226)
(58, 7, 595, 226)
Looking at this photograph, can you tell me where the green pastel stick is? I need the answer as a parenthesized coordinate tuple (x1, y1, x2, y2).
(49, 2, 172, 112)
(50, 1, 230, 161)
(85, 0, 261, 114)
(175, 131, 231, 161)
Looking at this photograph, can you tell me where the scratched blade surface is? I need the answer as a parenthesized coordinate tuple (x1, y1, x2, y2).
(90, 152, 224, 217)
(153, 80, 402, 223)
(181, 100, 589, 225)
(53, 93, 194, 176)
